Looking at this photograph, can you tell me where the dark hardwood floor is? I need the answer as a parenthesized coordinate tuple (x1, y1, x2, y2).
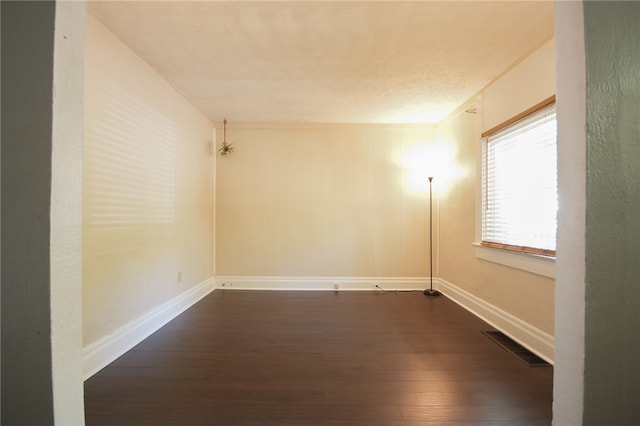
(84, 290, 553, 425)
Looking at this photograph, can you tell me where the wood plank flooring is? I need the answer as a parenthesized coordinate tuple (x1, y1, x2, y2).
(84, 290, 553, 425)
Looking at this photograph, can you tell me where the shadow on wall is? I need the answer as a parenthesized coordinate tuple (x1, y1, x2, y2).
(84, 84, 177, 255)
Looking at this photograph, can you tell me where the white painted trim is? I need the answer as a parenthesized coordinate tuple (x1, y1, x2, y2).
(473, 243, 556, 278)
(51, 3, 86, 423)
(437, 277, 555, 364)
(554, 2, 586, 423)
(214, 276, 428, 292)
(82, 277, 215, 380)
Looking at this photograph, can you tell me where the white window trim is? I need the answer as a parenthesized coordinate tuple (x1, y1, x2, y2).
(473, 95, 556, 279)
(473, 242, 555, 278)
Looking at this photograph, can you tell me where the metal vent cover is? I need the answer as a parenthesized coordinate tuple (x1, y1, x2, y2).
(482, 330, 551, 367)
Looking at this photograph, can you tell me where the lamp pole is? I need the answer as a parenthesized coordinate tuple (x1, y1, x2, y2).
(424, 176, 441, 297)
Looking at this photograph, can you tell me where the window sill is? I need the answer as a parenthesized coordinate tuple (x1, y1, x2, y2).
(473, 243, 555, 279)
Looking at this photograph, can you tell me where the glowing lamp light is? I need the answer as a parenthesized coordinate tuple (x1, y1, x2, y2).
(399, 143, 457, 196)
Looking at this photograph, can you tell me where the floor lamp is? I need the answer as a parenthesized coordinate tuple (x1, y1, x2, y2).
(424, 176, 441, 297)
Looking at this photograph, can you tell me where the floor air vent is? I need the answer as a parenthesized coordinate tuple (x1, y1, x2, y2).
(482, 331, 551, 367)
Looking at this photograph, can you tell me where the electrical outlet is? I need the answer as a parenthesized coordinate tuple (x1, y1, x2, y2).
(177, 272, 182, 283)
(221, 282, 233, 287)
(333, 283, 339, 290)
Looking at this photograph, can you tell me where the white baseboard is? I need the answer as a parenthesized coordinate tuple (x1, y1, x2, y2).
(437, 277, 555, 364)
(82, 274, 553, 378)
(214, 276, 428, 291)
(82, 277, 215, 380)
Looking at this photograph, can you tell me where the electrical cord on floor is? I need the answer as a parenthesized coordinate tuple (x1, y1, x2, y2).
(374, 284, 419, 293)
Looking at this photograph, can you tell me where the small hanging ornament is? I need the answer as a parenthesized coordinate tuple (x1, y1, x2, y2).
(218, 119, 234, 156)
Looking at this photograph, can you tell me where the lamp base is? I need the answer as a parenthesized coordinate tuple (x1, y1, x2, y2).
(423, 289, 442, 297)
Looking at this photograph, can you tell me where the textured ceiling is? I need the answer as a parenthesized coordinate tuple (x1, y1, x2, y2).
(88, 1, 554, 124)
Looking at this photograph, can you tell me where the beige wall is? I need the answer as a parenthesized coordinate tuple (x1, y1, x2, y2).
(216, 124, 437, 279)
(82, 13, 555, 356)
(482, 39, 557, 131)
(83, 16, 214, 346)
(437, 38, 556, 335)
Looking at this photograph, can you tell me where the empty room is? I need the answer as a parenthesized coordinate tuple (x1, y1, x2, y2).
(2, 1, 638, 426)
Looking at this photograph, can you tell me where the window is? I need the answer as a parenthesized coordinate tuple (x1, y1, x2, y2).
(481, 96, 557, 257)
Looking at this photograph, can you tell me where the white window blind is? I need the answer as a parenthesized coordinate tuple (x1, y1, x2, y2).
(482, 99, 557, 256)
